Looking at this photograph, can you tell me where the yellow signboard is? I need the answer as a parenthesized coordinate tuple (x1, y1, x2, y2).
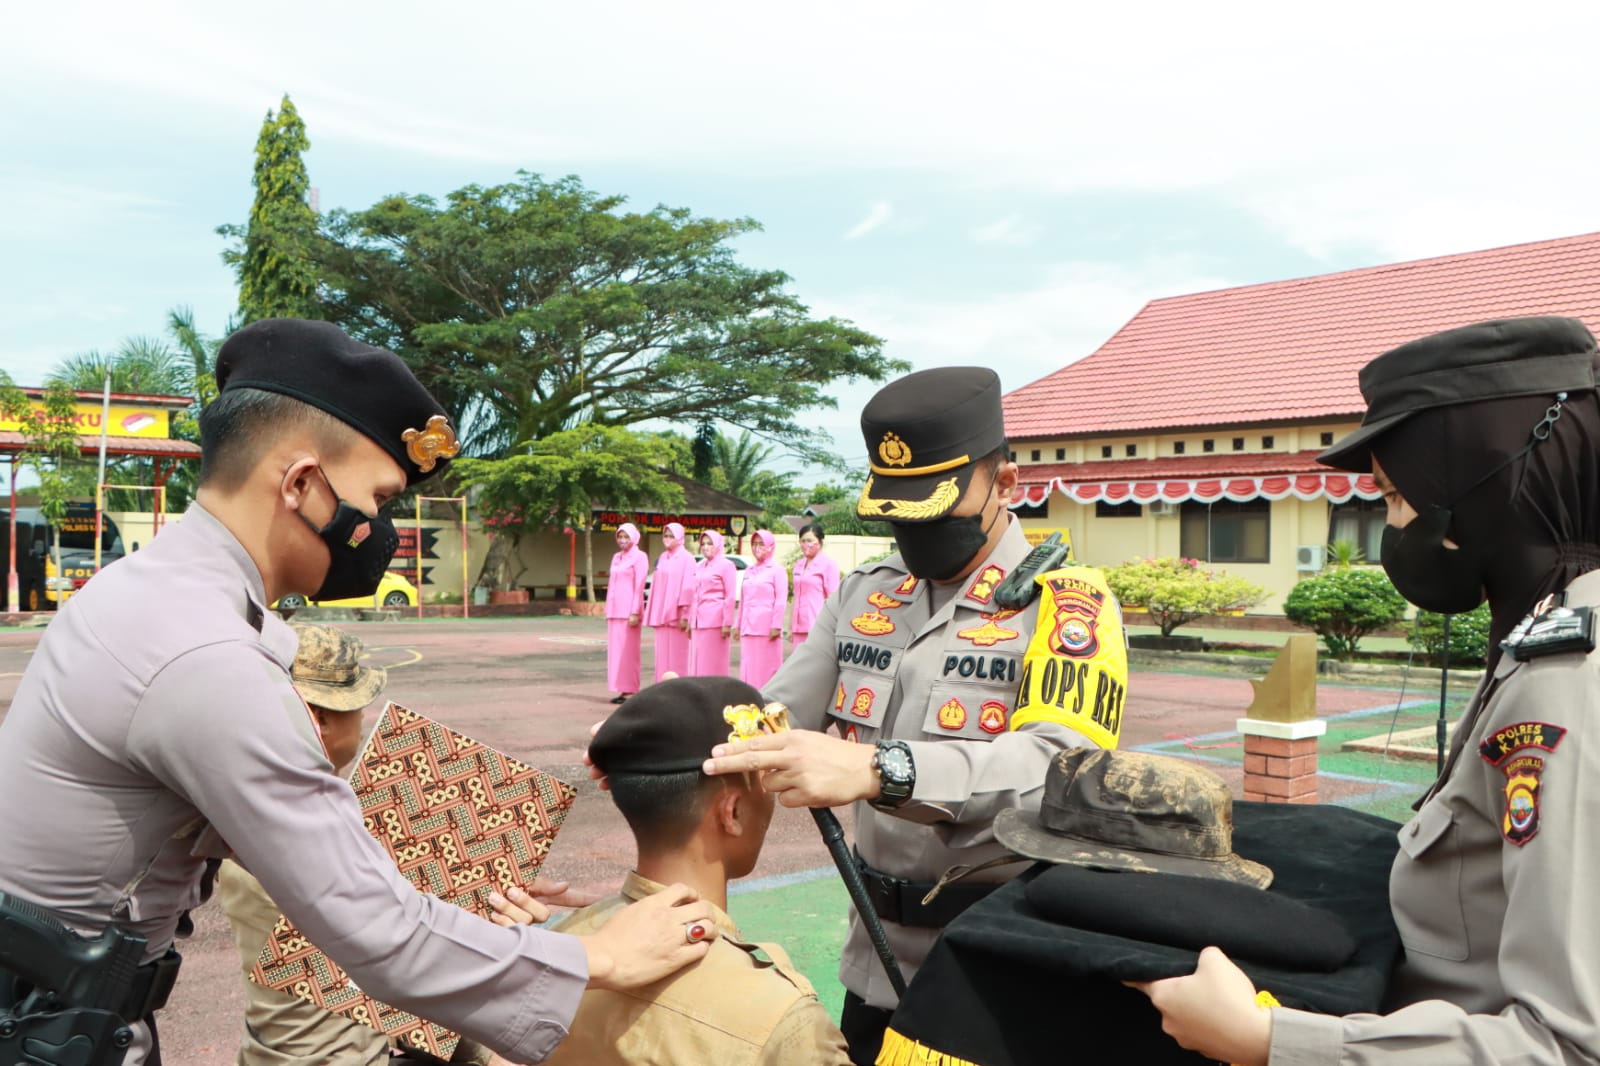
(0, 402, 171, 439)
(1022, 526, 1074, 559)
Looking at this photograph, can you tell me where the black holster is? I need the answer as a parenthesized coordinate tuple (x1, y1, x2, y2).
(0, 892, 181, 1066)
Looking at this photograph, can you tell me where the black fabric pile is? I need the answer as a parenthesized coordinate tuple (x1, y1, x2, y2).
(882, 802, 1403, 1066)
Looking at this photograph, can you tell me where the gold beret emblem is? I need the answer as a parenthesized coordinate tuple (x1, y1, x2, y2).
(724, 702, 792, 744)
(878, 431, 912, 468)
(401, 415, 461, 473)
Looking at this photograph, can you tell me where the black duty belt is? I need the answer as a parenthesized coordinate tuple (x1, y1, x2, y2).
(852, 850, 999, 928)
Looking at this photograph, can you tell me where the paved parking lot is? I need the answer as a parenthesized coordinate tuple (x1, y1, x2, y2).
(0, 615, 1452, 1062)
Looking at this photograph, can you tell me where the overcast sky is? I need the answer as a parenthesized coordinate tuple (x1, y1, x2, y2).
(6, 1, 1600, 481)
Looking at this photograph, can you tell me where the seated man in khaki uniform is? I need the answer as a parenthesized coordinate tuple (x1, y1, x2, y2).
(517, 676, 850, 1065)
(219, 622, 515, 1066)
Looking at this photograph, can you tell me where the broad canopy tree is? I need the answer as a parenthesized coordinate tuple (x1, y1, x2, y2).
(309, 172, 902, 460)
(453, 425, 684, 600)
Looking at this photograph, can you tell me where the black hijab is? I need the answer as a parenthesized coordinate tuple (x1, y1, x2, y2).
(1372, 382, 1600, 667)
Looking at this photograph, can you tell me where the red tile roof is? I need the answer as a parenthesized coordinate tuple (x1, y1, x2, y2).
(0, 432, 202, 461)
(1004, 231, 1600, 440)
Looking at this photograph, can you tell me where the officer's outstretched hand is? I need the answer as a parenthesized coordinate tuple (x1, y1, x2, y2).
(1125, 947, 1270, 1066)
(704, 729, 879, 808)
(486, 878, 602, 927)
(578, 883, 717, 990)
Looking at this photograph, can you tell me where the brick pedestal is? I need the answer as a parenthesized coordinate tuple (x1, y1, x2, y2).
(1237, 717, 1326, 804)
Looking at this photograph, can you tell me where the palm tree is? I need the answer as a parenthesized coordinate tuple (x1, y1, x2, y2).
(45, 310, 224, 512)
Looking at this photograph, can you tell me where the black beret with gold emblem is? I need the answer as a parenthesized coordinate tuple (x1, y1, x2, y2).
(590, 676, 766, 775)
(856, 367, 1007, 523)
(215, 318, 460, 486)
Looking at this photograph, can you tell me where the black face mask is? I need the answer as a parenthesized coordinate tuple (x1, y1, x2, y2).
(1379, 508, 1486, 615)
(300, 467, 400, 601)
(891, 494, 1001, 581)
(1376, 393, 1568, 615)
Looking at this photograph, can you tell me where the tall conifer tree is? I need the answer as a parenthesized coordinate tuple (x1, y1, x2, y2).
(220, 94, 320, 322)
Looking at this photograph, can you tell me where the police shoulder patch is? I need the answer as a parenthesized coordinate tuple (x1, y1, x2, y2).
(1011, 566, 1127, 748)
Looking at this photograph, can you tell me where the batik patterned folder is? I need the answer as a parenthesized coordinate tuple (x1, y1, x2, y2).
(248, 701, 578, 1058)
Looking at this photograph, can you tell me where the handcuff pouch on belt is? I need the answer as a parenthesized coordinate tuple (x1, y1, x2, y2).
(852, 850, 1006, 928)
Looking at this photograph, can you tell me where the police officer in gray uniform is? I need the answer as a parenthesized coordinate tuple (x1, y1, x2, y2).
(1135, 316, 1600, 1065)
(704, 367, 1129, 1065)
(0, 319, 717, 1065)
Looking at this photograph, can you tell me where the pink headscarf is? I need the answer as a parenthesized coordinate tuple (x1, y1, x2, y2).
(752, 529, 775, 550)
(664, 522, 685, 550)
(700, 530, 725, 558)
(616, 523, 640, 551)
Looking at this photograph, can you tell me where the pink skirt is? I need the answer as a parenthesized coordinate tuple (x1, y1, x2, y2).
(652, 625, 691, 683)
(690, 627, 732, 678)
(740, 634, 784, 689)
(789, 630, 811, 653)
(607, 618, 642, 694)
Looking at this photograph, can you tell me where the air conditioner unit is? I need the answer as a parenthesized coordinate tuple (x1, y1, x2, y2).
(1296, 544, 1326, 572)
(1147, 501, 1179, 517)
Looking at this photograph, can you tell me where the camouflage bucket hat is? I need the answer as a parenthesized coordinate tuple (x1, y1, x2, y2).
(288, 622, 387, 713)
(994, 748, 1272, 889)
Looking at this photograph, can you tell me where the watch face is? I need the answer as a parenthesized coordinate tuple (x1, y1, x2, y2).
(881, 747, 913, 782)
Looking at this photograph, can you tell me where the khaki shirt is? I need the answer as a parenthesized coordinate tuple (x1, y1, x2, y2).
(543, 872, 850, 1066)
(0, 505, 586, 1065)
(763, 518, 1126, 1007)
(217, 860, 392, 1066)
(1271, 569, 1600, 1064)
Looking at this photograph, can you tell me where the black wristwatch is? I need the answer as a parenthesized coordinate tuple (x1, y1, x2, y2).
(870, 740, 916, 810)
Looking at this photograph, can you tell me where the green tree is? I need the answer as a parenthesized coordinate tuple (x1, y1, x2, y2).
(1283, 568, 1408, 659)
(692, 420, 717, 482)
(45, 310, 222, 513)
(798, 481, 892, 538)
(1103, 557, 1269, 638)
(453, 426, 684, 600)
(0, 373, 88, 596)
(219, 94, 320, 322)
(308, 172, 903, 458)
(1407, 603, 1493, 667)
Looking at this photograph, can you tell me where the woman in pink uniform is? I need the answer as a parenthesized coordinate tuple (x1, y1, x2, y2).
(689, 530, 738, 677)
(643, 522, 694, 682)
(788, 522, 840, 651)
(736, 529, 788, 687)
(603, 523, 647, 704)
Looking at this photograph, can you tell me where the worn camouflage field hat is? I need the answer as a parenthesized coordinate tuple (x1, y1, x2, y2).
(995, 748, 1272, 889)
(288, 622, 387, 712)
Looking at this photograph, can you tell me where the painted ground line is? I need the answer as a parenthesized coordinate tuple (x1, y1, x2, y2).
(731, 865, 843, 897)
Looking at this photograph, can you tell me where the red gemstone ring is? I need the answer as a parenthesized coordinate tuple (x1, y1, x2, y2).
(685, 921, 711, 944)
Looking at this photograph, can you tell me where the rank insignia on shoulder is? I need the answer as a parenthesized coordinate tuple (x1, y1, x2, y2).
(867, 591, 905, 610)
(965, 564, 1006, 605)
(1501, 603, 1596, 662)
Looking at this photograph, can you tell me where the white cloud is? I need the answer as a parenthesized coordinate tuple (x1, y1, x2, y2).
(844, 201, 894, 241)
(794, 255, 1237, 471)
(9, 1, 1600, 257)
(970, 214, 1035, 246)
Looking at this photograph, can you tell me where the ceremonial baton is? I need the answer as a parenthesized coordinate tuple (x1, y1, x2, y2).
(811, 806, 908, 997)
(723, 703, 909, 998)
